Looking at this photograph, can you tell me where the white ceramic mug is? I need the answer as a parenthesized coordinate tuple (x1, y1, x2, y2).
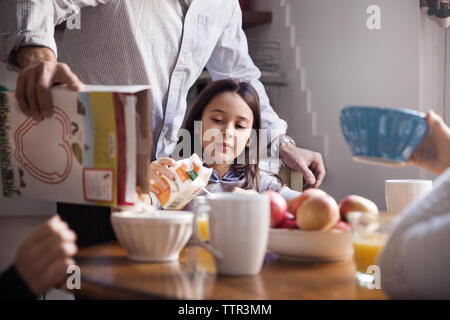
(193, 192, 270, 276)
(385, 179, 433, 215)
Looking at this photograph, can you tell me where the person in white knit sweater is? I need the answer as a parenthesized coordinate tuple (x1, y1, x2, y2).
(379, 110, 450, 299)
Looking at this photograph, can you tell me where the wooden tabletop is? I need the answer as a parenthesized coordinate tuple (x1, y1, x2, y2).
(74, 242, 387, 300)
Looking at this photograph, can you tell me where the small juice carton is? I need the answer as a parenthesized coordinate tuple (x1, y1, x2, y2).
(151, 154, 212, 210)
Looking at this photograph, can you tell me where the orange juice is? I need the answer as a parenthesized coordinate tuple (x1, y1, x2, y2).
(196, 247, 216, 274)
(197, 216, 209, 241)
(352, 234, 387, 273)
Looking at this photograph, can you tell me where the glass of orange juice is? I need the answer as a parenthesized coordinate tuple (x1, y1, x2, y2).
(194, 196, 210, 242)
(348, 212, 392, 287)
(197, 214, 209, 241)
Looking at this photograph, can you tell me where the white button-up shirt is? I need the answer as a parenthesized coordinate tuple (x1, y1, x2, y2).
(0, 0, 287, 159)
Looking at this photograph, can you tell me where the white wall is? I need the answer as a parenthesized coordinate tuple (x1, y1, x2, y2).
(248, 0, 446, 209)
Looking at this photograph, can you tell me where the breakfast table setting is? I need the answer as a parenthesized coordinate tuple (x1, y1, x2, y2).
(71, 106, 434, 300)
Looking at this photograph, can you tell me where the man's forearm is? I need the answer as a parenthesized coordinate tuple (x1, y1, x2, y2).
(15, 46, 57, 69)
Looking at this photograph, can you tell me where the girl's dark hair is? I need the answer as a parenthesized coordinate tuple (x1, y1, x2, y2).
(180, 79, 261, 191)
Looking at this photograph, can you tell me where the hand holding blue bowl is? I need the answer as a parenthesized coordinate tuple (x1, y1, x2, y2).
(406, 111, 450, 175)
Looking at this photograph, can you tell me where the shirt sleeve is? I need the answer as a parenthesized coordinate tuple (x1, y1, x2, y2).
(0, 0, 111, 66)
(205, 1, 288, 144)
(0, 265, 38, 300)
(259, 170, 301, 200)
(378, 168, 450, 299)
(0, 0, 57, 65)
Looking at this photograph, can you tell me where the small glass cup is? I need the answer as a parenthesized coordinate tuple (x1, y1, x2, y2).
(193, 196, 210, 242)
(197, 214, 209, 241)
(347, 212, 392, 288)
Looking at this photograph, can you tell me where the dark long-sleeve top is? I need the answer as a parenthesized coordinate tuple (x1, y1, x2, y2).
(0, 265, 37, 300)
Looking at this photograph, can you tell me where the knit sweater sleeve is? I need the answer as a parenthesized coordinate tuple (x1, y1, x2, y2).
(378, 168, 450, 299)
(259, 171, 301, 200)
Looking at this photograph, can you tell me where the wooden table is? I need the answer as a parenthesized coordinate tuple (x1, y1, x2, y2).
(74, 242, 387, 300)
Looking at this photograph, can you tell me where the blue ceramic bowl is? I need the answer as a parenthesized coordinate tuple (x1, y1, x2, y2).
(340, 106, 428, 165)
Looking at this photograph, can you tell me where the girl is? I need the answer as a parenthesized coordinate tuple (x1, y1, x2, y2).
(148, 79, 300, 209)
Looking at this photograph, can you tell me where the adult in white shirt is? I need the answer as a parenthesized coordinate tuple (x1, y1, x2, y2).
(0, 0, 325, 189)
(379, 111, 450, 299)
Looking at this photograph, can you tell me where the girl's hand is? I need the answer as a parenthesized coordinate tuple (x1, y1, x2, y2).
(112, 186, 153, 212)
(148, 157, 176, 195)
(15, 215, 78, 296)
(232, 187, 258, 195)
(136, 186, 152, 205)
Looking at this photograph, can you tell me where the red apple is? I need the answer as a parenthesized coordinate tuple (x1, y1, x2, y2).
(276, 212, 299, 229)
(331, 220, 351, 232)
(265, 191, 288, 227)
(339, 195, 378, 222)
(287, 189, 328, 216)
(296, 194, 340, 231)
(284, 212, 295, 220)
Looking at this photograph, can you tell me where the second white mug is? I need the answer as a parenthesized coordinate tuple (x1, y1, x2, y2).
(385, 179, 432, 215)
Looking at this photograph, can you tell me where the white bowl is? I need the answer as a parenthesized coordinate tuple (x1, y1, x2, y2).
(111, 210, 194, 262)
(268, 228, 353, 262)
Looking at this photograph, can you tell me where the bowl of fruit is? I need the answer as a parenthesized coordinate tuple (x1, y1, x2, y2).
(265, 190, 379, 262)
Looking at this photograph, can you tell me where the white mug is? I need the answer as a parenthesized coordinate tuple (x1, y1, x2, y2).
(385, 179, 433, 215)
(193, 192, 270, 276)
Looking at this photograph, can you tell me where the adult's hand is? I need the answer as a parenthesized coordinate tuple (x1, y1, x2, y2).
(279, 142, 326, 189)
(15, 46, 83, 121)
(15, 215, 78, 297)
(406, 111, 450, 175)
